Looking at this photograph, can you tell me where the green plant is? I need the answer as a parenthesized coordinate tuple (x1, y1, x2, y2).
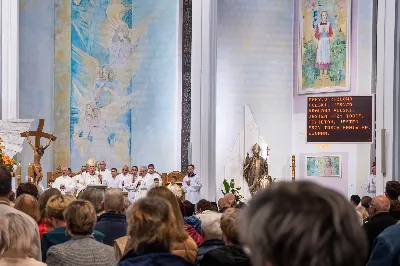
(302, 40, 319, 88)
(221, 178, 244, 203)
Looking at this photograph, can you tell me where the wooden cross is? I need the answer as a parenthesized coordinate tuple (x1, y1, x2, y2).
(20, 119, 56, 147)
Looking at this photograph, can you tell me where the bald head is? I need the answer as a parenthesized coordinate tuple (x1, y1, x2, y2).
(218, 197, 230, 210)
(224, 193, 236, 207)
(371, 196, 390, 212)
(103, 189, 125, 212)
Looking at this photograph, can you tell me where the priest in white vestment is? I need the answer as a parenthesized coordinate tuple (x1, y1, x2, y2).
(103, 168, 122, 189)
(182, 164, 202, 204)
(126, 166, 149, 202)
(118, 165, 133, 191)
(167, 176, 183, 199)
(98, 161, 112, 185)
(52, 167, 75, 195)
(364, 164, 376, 197)
(147, 164, 162, 186)
(124, 166, 139, 203)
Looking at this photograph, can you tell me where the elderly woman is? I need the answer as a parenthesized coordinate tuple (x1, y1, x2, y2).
(0, 213, 46, 265)
(46, 200, 115, 266)
(196, 211, 225, 263)
(118, 197, 193, 266)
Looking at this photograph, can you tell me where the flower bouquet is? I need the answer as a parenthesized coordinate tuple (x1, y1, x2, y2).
(221, 178, 244, 203)
(0, 139, 14, 173)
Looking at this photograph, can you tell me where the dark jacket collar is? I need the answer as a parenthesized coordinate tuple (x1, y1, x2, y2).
(120, 243, 170, 262)
(97, 211, 126, 222)
(199, 239, 225, 248)
(370, 212, 392, 221)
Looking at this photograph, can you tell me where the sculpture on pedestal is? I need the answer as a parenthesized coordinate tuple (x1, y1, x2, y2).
(243, 143, 272, 195)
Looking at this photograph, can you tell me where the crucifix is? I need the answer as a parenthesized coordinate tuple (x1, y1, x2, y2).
(20, 119, 56, 184)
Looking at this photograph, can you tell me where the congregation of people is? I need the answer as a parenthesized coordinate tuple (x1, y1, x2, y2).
(3, 160, 400, 266)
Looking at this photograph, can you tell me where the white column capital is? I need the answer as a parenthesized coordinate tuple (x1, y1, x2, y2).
(1, 0, 19, 119)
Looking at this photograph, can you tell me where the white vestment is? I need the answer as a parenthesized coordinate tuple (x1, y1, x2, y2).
(98, 169, 112, 185)
(126, 175, 148, 202)
(182, 174, 202, 204)
(118, 173, 133, 191)
(167, 183, 183, 199)
(104, 175, 123, 189)
(364, 174, 376, 197)
(52, 175, 75, 195)
(84, 172, 101, 186)
(124, 175, 139, 203)
(73, 174, 86, 193)
(147, 172, 162, 186)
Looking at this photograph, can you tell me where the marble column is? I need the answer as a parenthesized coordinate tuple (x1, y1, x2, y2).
(1, 0, 19, 119)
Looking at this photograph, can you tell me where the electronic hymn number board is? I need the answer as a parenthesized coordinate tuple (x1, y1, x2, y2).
(307, 96, 374, 143)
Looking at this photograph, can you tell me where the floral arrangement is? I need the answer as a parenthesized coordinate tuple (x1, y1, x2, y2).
(221, 178, 244, 203)
(0, 139, 14, 172)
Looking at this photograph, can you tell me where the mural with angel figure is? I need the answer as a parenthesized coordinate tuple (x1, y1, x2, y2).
(70, 0, 150, 168)
(298, 0, 351, 94)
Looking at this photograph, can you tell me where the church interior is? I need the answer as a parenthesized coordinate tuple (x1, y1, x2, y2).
(1, 0, 396, 201)
(1, 0, 400, 265)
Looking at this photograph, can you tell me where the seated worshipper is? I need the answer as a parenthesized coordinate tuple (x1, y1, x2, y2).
(0, 165, 42, 261)
(154, 177, 160, 188)
(0, 213, 46, 266)
(16, 182, 39, 199)
(183, 200, 202, 234)
(149, 187, 203, 250)
(385, 180, 400, 220)
(117, 165, 133, 191)
(115, 187, 199, 263)
(363, 196, 397, 255)
(224, 193, 237, 208)
(77, 188, 105, 217)
(41, 195, 105, 261)
(46, 200, 115, 266)
(94, 189, 127, 246)
(218, 197, 231, 213)
(117, 197, 193, 266)
(196, 199, 212, 214)
(38, 188, 62, 238)
(196, 211, 224, 264)
(356, 205, 369, 224)
(240, 181, 367, 266)
(210, 201, 218, 212)
(179, 199, 204, 246)
(167, 175, 184, 199)
(103, 167, 121, 189)
(52, 167, 75, 195)
(200, 208, 250, 266)
(14, 194, 40, 223)
(350, 194, 361, 207)
(362, 196, 372, 210)
(183, 164, 202, 204)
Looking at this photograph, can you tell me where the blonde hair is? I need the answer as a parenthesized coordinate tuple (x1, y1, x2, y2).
(0, 213, 40, 258)
(147, 187, 188, 242)
(14, 194, 40, 222)
(64, 200, 97, 235)
(220, 208, 240, 244)
(125, 197, 176, 252)
(46, 195, 75, 221)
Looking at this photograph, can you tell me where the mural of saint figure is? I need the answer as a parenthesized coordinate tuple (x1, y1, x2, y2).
(92, 65, 118, 108)
(314, 11, 333, 80)
(110, 24, 133, 67)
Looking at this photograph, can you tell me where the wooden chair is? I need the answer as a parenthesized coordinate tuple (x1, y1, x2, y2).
(165, 171, 185, 186)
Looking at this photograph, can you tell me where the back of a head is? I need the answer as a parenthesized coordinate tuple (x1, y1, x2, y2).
(14, 194, 40, 222)
(147, 187, 184, 225)
(64, 200, 97, 235)
(78, 188, 104, 214)
(196, 199, 212, 213)
(104, 188, 124, 212)
(0, 213, 40, 258)
(38, 188, 62, 220)
(218, 197, 230, 209)
(183, 200, 194, 216)
(0, 165, 11, 198)
(46, 195, 75, 221)
(350, 194, 361, 206)
(240, 181, 367, 266)
(16, 183, 39, 199)
(361, 196, 372, 209)
(221, 208, 240, 244)
(197, 211, 223, 240)
(386, 181, 400, 200)
(126, 197, 175, 252)
(371, 195, 390, 212)
(224, 193, 236, 207)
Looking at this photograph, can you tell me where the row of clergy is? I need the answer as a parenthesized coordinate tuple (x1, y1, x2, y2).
(51, 162, 202, 203)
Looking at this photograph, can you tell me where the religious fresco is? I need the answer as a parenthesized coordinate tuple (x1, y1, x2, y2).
(299, 0, 351, 94)
(306, 155, 341, 177)
(54, 0, 180, 172)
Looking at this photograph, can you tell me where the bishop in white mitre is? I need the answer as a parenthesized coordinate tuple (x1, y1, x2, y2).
(79, 158, 101, 189)
(52, 167, 75, 195)
(182, 164, 202, 204)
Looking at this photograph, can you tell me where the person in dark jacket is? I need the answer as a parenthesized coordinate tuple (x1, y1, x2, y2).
(363, 195, 397, 255)
(94, 189, 127, 245)
(118, 197, 194, 266)
(196, 211, 225, 264)
(385, 181, 400, 220)
(200, 208, 250, 266)
(367, 224, 400, 266)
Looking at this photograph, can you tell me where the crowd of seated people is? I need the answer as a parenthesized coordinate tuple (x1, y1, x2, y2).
(5, 161, 400, 266)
